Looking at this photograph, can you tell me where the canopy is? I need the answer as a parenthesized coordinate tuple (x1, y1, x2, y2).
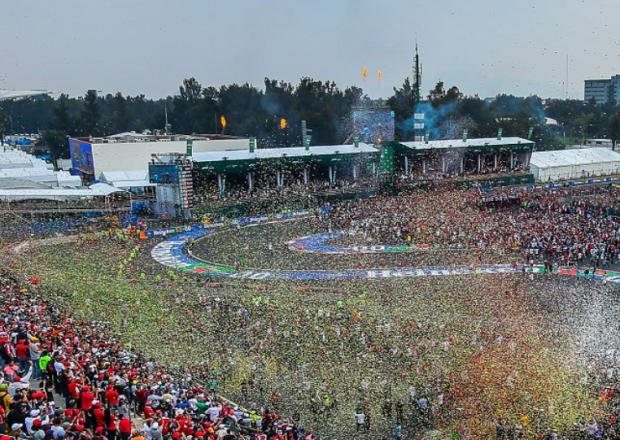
(0, 184, 125, 202)
(0, 90, 52, 100)
(192, 143, 379, 174)
(530, 147, 620, 181)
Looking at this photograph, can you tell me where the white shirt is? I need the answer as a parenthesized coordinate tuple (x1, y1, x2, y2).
(355, 413, 365, 425)
(205, 405, 221, 422)
(8, 367, 32, 395)
(53, 361, 65, 374)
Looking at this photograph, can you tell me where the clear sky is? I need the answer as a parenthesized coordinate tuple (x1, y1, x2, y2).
(2, 0, 619, 100)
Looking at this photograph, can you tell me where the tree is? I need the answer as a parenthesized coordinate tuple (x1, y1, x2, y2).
(428, 81, 446, 108)
(386, 77, 416, 140)
(179, 77, 202, 103)
(460, 97, 498, 138)
(112, 92, 132, 133)
(0, 108, 7, 148)
(427, 81, 463, 108)
(49, 98, 74, 134)
(445, 86, 463, 104)
(80, 90, 102, 136)
(608, 113, 620, 151)
(40, 129, 70, 165)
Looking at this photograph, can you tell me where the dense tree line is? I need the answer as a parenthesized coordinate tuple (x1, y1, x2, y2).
(389, 78, 620, 150)
(3, 76, 620, 162)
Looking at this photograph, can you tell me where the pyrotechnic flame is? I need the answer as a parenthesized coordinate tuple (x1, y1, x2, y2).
(280, 118, 287, 130)
(377, 70, 382, 82)
(220, 116, 227, 132)
(362, 67, 367, 79)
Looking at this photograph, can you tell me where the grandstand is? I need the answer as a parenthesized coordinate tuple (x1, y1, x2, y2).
(0, 183, 132, 230)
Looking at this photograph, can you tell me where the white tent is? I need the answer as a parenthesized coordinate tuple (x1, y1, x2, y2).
(0, 184, 125, 202)
(530, 148, 620, 181)
(99, 170, 154, 188)
(0, 168, 81, 187)
(0, 151, 51, 169)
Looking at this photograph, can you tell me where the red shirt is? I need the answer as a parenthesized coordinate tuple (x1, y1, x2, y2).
(105, 389, 119, 405)
(15, 343, 29, 358)
(143, 406, 154, 419)
(94, 408, 105, 426)
(106, 415, 117, 431)
(136, 389, 149, 403)
(68, 382, 80, 400)
(119, 418, 131, 434)
(81, 392, 95, 411)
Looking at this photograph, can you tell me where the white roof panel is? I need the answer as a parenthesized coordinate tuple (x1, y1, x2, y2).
(0, 90, 51, 100)
(191, 143, 377, 163)
(0, 168, 55, 178)
(112, 181, 156, 188)
(100, 170, 149, 183)
(530, 148, 620, 170)
(0, 185, 125, 201)
(400, 137, 534, 150)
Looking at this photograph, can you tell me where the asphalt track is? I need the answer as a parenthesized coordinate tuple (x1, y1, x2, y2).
(150, 217, 620, 282)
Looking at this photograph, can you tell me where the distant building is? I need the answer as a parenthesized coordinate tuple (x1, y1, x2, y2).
(584, 75, 620, 104)
(68, 133, 249, 181)
(585, 139, 613, 148)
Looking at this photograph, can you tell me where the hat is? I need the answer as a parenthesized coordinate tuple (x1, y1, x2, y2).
(95, 402, 102, 408)
(152, 423, 159, 430)
(30, 409, 40, 417)
(95, 427, 104, 434)
(13, 376, 21, 382)
(11, 423, 23, 431)
(31, 337, 39, 342)
(172, 433, 181, 439)
(75, 425, 84, 432)
(0, 384, 7, 391)
(33, 419, 42, 427)
(83, 386, 91, 391)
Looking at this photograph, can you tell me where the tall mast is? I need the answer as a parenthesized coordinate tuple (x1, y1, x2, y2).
(413, 42, 421, 105)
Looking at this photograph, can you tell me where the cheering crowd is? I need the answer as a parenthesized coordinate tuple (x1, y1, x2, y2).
(5, 184, 620, 438)
(0, 274, 312, 440)
(323, 186, 620, 269)
(199, 185, 620, 273)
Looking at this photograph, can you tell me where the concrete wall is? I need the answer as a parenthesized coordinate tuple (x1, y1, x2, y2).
(92, 139, 248, 178)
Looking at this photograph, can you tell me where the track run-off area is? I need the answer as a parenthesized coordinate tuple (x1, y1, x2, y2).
(150, 210, 620, 282)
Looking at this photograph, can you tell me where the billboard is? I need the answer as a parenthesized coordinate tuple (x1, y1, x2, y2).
(69, 139, 94, 176)
(352, 107, 395, 144)
(178, 164, 193, 209)
(149, 164, 180, 185)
